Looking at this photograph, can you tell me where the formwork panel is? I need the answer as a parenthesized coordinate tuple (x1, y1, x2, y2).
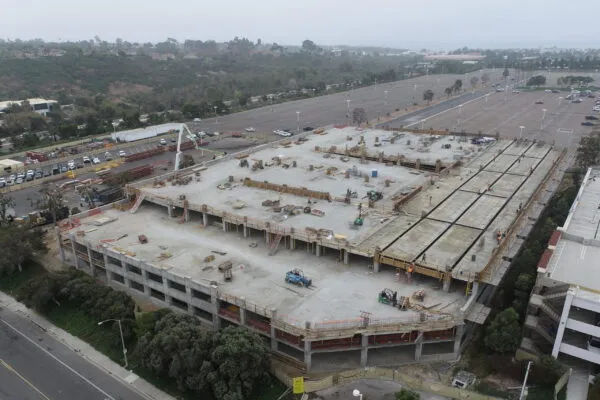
(485, 154, 518, 173)
(382, 219, 450, 261)
(428, 191, 479, 223)
(457, 195, 507, 230)
(460, 170, 502, 194)
(423, 225, 481, 271)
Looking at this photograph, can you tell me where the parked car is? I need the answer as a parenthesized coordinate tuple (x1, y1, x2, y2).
(0, 178, 5, 188)
(83, 156, 91, 164)
(34, 169, 43, 179)
(60, 165, 68, 173)
(68, 160, 76, 170)
(303, 126, 314, 131)
(43, 170, 51, 177)
(544, 89, 552, 93)
(245, 127, 256, 132)
(119, 150, 127, 157)
(586, 116, 599, 120)
(535, 100, 544, 104)
(159, 138, 167, 146)
(105, 152, 113, 161)
(25, 170, 34, 181)
(582, 122, 596, 126)
(92, 157, 101, 164)
(573, 98, 582, 104)
(594, 105, 600, 112)
(551, 90, 560, 93)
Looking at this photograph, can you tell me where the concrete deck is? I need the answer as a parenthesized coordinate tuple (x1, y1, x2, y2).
(71, 205, 466, 324)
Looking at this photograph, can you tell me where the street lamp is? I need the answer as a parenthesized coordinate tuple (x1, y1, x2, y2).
(519, 361, 533, 400)
(352, 389, 363, 400)
(296, 111, 300, 133)
(98, 319, 128, 368)
(384, 90, 388, 106)
(519, 125, 525, 139)
(346, 99, 351, 123)
(214, 106, 218, 124)
(541, 108, 547, 131)
(558, 96, 564, 107)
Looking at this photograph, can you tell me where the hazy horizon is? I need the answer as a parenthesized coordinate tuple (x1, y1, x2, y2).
(3, 0, 600, 50)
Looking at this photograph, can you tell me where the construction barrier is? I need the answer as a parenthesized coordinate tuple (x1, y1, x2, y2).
(243, 178, 331, 201)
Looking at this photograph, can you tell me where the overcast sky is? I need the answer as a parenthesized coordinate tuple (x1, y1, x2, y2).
(3, 0, 599, 49)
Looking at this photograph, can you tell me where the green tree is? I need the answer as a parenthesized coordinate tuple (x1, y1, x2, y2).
(423, 89, 434, 104)
(444, 87, 453, 98)
(33, 187, 65, 226)
(453, 79, 463, 94)
(0, 225, 47, 275)
(577, 135, 600, 169)
(527, 75, 547, 87)
(470, 76, 479, 88)
(484, 307, 521, 353)
(0, 193, 15, 226)
(395, 388, 420, 400)
(481, 72, 490, 85)
(503, 67, 510, 79)
(301, 39, 318, 53)
(352, 108, 367, 126)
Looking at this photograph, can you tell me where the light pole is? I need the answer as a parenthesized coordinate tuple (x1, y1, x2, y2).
(213, 106, 218, 124)
(98, 319, 128, 368)
(541, 108, 547, 131)
(296, 111, 300, 133)
(519, 361, 533, 400)
(519, 125, 525, 139)
(384, 90, 388, 106)
(346, 99, 351, 124)
(457, 104, 463, 130)
(352, 389, 363, 400)
(485, 94, 489, 104)
(558, 96, 563, 107)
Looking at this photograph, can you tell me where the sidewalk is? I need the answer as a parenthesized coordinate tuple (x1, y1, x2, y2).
(0, 291, 175, 400)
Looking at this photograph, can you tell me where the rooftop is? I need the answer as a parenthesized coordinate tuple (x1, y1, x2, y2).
(546, 167, 600, 292)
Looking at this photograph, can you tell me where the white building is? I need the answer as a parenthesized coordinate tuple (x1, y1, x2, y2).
(523, 167, 600, 371)
(0, 98, 58, 116)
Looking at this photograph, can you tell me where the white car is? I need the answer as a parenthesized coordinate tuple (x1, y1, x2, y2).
(68, 160, 76, 170)
(245, 127, 256, 132)
(193, 118, 202, 122)
(544, 89, 552, 93)
(119, 150, 127, 157)
(594, 105, 600, 112)
(0, 178, 5, 188)
(83, 156, 91, 164)
(159, 138, 167, 145)
(274, 130, 292, 137)
(92, 157, 101, 164)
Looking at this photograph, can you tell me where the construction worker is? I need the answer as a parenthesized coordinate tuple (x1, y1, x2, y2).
(406, 263, 415, 284)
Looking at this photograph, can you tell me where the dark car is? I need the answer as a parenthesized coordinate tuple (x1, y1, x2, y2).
(34, 169, 43, 179)
(43, 169, 51, 177)
(303, 126, 314, 131)
(552, 90, 560, 93)
(535, 100, 544, 104)
(589, 94, 596, 98)
(586, 116, 599, 120)
(582, 122, 596, 126)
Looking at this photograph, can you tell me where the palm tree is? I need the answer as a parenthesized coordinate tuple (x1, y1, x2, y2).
(453, 79, 463, 94)
(445, 87, 453, 98)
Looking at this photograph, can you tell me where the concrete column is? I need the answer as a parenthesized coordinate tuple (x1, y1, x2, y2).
(552, 288, 575, 358)
(453, 325, 465, 354)
(239, 297, 246, 325)
(304, 339, 312, 372)
(290, 238, 296, 250)
(222, 220, 227, 232)
(415, 342, 423, 360)
(360, 335, 369, 367)
(373, 258, 380, 273)
(87, 246, 94, 275)
(202, 212, 208, 226)
(141, 270, 151, 295)
(167, 205, 172, 217)
(343, 249, 350, 264)
(162, 273, 170, 304)
(270, 309, 278, 352)
(315, 244, 322, 257)
(185, 283, 193, 314)
(102, 253, 109, 268)
(443, 276, 451, 292)
(210, 285, 221, 331)
(243, 224, 248, 238)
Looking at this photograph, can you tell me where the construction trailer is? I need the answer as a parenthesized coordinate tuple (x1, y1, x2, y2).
(111, 123, 186, 143)
(0, 158, 25, 173)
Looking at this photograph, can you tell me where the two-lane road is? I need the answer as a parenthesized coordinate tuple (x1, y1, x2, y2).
(0, 305, 148, 400)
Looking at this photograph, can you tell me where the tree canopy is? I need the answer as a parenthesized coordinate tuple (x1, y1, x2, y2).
(484, 307, 521, 353)
(526, 75, 547, 86)
(423, 89, 434, 104)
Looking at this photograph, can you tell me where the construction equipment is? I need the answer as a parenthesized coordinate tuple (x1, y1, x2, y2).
(138, 235, 148, 244)
(353, 204, 364, 226)
(365, 190, 383, 202)
(224, 268, 233, 281)
(378, 289, 398, 306)
(412, 289, 426, 302)
(285, 269, 312, 287)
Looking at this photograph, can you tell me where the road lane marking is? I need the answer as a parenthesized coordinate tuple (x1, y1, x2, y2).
(0, 318, 116, 400)
(0, 358, 52, 400)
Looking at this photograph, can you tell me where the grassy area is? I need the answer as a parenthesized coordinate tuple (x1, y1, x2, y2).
(250, 380, 289, 400)
(0, 262, 44, 294)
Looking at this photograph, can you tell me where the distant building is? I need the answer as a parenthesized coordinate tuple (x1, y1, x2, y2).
(0, 98, 58, 116)
(423, 54, 486, 61)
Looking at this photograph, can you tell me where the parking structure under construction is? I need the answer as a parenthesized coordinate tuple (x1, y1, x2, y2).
(58, 125, 569, 372)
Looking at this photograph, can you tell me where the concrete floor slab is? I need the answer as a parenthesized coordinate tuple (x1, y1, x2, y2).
(428, 191, 479, 223)
(71, 205, 466, 325)
(485, 154, 519, 173)
(382, 219, 449, 261)
(502, 141, 533, 157)
(508, 156, 541, 176)
(422, 225, 482, 271)
(525, 143, 553, 159)
(457, 194, 507, 230)
(460, 170, 502, 194)
(489, 173, 527, 198)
